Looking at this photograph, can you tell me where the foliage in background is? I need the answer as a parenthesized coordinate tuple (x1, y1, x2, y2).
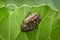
(0, 0, 60, 11)
(0, 0, 60, 40)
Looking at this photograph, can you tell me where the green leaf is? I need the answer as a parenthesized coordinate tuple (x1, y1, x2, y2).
(15, 5, 60, 40)
(0, 4, 60, 40)
(52, 0, 60, 11)
(0, 0, 60, 11)
(0, 1, 4, 7)
(0, 7, 9, 40)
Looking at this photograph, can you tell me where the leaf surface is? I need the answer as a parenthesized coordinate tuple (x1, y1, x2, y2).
(0, 5, 60, 40)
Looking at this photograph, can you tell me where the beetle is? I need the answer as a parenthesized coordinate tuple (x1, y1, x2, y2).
(20, 13, 41, 32)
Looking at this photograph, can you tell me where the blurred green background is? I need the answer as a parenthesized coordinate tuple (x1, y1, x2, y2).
(0, 0, 60, 40)
(0, 0, 60, 11)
